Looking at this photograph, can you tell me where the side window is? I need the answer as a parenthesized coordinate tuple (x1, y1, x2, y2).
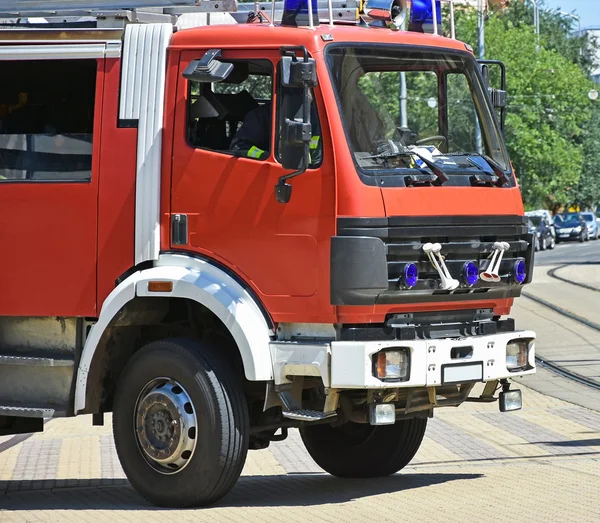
(275, 64, 323, 169)
(187, 59, 274, 160)
(0, 59, 96, 182)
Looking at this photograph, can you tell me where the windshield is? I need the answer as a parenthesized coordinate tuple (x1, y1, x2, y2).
(326, 45, 509, 178)
(557, 213, 579, 224)
(557, 215, 580, 227)
(529, 216, 542, 226)
(582, 213, 594, 222)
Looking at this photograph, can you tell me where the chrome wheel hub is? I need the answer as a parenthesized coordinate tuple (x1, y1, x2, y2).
(134, 378, 198, 474)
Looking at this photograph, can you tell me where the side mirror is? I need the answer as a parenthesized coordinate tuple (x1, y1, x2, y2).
(275, 46, 318, 204)
(478, 59, 507, 133)
(280, 55, 317, 88)
(183, 49, 233, 83)
(281, 118, 312, 170)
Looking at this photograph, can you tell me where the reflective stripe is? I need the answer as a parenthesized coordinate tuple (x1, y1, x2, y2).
(248, 146, 265, 159)
(310, 136, 320, 149)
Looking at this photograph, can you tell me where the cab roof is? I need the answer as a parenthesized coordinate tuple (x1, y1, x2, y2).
(169, 23, 472, 56)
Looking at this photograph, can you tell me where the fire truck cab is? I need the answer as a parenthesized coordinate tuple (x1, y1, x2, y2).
(0, 0, 536, 508)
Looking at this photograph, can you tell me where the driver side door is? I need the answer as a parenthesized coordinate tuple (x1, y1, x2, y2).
(168, 48, 336, 322)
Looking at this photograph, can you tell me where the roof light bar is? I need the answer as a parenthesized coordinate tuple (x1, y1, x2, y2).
(408, 0, 441, 34)
(281, 0, 319, 27)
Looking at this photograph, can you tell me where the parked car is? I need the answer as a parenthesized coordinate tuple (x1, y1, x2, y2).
(528, 214, 555, 250)
(525, 209, 556, 240)
(581, 211, 599, 240)
(554, 212, 589, 243)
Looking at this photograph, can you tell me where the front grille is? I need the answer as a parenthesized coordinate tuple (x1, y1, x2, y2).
(336, 215, 534, 305)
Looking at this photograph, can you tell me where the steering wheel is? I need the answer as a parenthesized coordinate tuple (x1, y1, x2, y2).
(416, 135, 448, 148)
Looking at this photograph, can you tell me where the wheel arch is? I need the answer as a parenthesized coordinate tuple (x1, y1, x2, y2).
(75, 253, 275, 414)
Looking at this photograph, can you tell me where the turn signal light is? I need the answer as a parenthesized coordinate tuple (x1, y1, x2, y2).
(374, 349, 409, 381)
(148, 281, 173, 293)
(506, 340, 529, 371)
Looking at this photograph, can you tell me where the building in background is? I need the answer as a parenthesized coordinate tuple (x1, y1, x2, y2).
(579, 27, 600, 83)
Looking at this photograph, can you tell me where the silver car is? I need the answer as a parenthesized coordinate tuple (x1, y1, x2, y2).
(581, 212, 599, 240)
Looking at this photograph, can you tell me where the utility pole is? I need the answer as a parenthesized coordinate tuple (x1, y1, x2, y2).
(399, 13, 407, 128)
(475, 0, 484, 154)
(532, 0, 540, 51)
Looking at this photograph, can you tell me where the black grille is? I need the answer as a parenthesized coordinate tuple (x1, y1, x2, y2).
(335, 215, 534, 305)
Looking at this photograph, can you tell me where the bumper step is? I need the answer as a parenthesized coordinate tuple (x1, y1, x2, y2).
(278, 390, 336, 422)
(0, 405, 62, 418)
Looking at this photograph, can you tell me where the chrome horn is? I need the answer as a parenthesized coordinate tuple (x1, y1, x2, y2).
(481, 241, 510, 283)
(423, 242, 459, 291)
(364, 0, 408, 29)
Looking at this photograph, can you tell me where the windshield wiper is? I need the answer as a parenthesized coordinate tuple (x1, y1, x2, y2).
(363, 150, 449, 186)
(447, 152, 509, 187)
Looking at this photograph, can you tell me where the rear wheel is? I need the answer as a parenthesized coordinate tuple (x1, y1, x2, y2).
(112, 338, 249, 508)
(300, 418, 427, 478)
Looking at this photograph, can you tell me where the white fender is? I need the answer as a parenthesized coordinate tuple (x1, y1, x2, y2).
(74, 253, 274, 414)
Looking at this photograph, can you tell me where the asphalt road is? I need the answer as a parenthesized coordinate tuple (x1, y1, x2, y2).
(534, 235, 600, 265)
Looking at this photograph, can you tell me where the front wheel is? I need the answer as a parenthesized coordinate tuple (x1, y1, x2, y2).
(112, 338, 249, 508)
(300, 417, 427, 478)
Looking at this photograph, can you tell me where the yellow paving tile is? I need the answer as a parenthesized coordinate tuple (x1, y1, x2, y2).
(438, 412, 549, 458)
(242, 448, 287, 476)
(412, 434, 463, 465)
(514, 408, 600, 444)
(56, 435, 102, 480)
(0, 444, 21, 482)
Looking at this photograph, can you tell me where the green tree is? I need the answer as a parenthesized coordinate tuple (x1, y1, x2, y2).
(454, 4, 596, 211)
(565, 103, 600, 210)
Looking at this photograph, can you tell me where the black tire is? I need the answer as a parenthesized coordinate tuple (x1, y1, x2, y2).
(580, 232, 585, 242)
(541, 236, 547, 251)
(300, 417, 427, 478)
(112, 338, 249, 508)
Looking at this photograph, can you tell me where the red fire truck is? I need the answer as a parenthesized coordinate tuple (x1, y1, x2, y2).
(0, 0, 536, 508)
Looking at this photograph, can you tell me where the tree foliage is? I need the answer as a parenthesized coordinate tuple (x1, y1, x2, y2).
(453, 1, 599, 211)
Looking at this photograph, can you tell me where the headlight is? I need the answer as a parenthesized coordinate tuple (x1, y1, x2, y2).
(574, 226, 581, 232)
(506, 340, 530, 371)
(373, 348, 410, 381)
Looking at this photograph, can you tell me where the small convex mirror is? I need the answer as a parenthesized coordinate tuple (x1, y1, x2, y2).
(183, 49, 233, 83)
(280, 55, 317, 88)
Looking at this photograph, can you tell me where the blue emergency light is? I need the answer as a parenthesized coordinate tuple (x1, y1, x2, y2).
(408, 0, 441, 33)
(281, 0, 320, 27)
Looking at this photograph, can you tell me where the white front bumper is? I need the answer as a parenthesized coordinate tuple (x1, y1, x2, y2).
(271, 331, 536, 389)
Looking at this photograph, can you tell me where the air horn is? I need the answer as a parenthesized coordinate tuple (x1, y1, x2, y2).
(423, 242, 459, 291)
(481, 241, 510, 283)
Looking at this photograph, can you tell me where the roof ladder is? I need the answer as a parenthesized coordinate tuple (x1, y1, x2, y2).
(0, 1, 238, 26)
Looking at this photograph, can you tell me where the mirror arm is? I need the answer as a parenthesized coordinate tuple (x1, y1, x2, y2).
(275, 83, 311, 204)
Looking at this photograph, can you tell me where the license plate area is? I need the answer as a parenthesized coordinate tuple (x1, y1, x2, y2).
(442, 362, 483, 384)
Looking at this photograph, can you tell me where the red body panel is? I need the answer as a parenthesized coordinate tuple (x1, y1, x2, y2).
(0, 59, 105, 317)
(96, 59, 137, 308)
(0, 23, 525, 326)
(169, 49, 336, 323)
(163, 25, 525, 325)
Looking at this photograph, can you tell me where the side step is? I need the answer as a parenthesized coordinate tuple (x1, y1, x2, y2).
(0, 355, 73, 367)
(0, 405, 62, 418)
(278, 390, 337, 422)
(0, 348, 75, 416)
